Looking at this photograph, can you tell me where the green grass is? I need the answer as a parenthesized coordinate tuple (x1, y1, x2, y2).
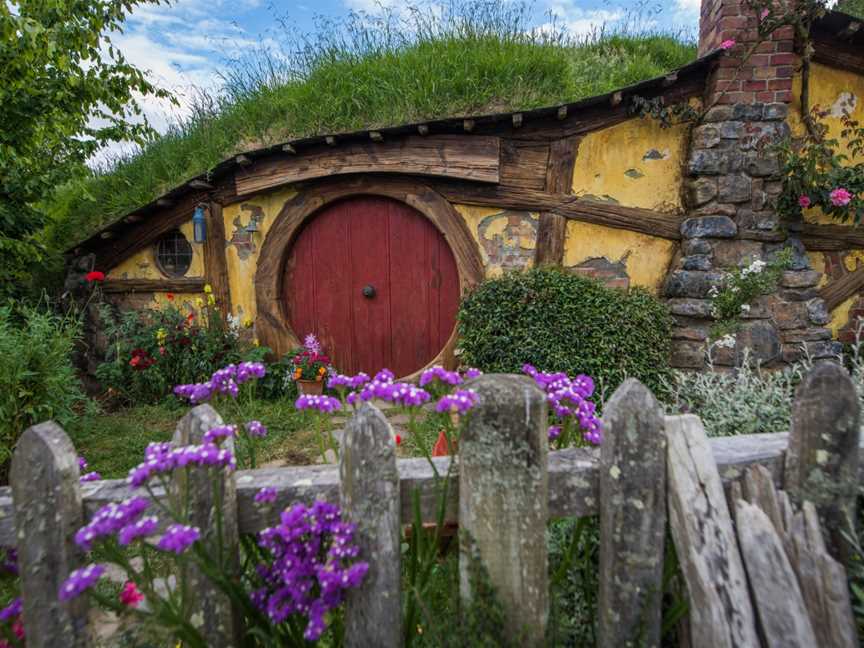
(43, 2, 695, 257)
(67, 399, 321, 478)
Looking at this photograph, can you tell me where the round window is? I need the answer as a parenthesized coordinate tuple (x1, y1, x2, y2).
(155, 230, 193, 277)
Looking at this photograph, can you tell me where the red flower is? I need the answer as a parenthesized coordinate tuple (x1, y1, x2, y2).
(85, 271, 105, 283)
(395, 434, 402, 446)
(432, 431, 453, 457)
(166, 292, 175, 301)
(119, 581, 144, 607)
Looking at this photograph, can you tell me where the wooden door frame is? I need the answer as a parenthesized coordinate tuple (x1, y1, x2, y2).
(254, 176, 484, 378)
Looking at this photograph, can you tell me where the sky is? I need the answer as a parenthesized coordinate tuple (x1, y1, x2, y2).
(109, 0, 703, 141)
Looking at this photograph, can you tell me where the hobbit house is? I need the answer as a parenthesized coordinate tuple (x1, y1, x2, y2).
(66, 0, 864, 376)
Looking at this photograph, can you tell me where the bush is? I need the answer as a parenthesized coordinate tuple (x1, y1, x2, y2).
(0, 304, 89, 476)
(95, 298, 266, 405)
(456, 268, 673, 396)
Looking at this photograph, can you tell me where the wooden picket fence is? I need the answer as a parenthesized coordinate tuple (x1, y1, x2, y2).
(2, 365, 862, 647)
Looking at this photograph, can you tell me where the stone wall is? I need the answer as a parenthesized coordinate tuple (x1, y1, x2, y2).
(666, 0, 838, 369)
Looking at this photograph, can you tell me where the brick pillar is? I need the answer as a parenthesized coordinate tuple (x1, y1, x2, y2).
(667, 0, 838, 370)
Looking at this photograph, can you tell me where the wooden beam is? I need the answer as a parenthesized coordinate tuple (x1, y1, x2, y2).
(101, 278, 207, 293)
(535, 136, 579, 267)
(203, 201, 232, 314)
(234, 135, 501, 196)
(433, 181, 684, 240)
(801, 222, 864, 251)
(820, 265, 864, 313)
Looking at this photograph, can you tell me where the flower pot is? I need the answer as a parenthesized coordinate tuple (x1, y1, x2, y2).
(297, 379, 324, 396)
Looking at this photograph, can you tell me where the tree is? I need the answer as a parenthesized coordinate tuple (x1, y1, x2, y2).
(0, 0, 172, 296)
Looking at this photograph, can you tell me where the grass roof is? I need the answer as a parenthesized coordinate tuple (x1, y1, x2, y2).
(45, 3, 697, 252)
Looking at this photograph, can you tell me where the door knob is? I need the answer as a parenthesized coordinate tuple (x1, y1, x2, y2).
(362, 284, 376, 298)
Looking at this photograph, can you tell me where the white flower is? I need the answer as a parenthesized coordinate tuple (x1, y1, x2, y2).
(740, 304, 751, 314)
(742, 259, 766, 276)
(714, 334, 736, 349)
(708, 285, 719, 298)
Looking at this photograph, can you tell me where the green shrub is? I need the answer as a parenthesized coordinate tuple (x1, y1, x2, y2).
(456, 268, 673, 396)
(0, 304, 89, 476)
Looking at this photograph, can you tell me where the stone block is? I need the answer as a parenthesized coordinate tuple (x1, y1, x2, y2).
(718, 174, 752, 203)
(717, 121, 745, 139)
(767, 238, 809, 271)
(745, 152, 780, 177)
(736, 209, 780, 231)
(735, 320, 781, 365)
(772, 300, 809, 330)
(781, 328, 832, 343)
(690, 202, 738, 217)
(682, 238, 713, 256)
(670, 340, 705, 369)
(692, 125, 721, 149)
(682, 255, 712, 271)
(711, 240, 763, 268)
(667, 298, 713, 318)
(806, 298, 830, 326)
(665, 271, 725, 299)
(680, 216, 737, 239)
(762, 103, 789, 120)
(780, 288, 820, 302)
(686, 177, 718, 206)
(732, 103, 765, 121)
(780, 270, 821, 288)
(672, 326, 708, 341)
(687, 150, 743, 176)
(703, 105, 735, 122)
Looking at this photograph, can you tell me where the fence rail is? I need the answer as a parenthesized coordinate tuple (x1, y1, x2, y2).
(4, 367, 862, 646)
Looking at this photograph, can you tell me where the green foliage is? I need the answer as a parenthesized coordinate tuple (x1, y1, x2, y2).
(45, 2, 696, 252)
(662, 355, 807, 436)
(708, 249, 793, 337)
(95, 300, 263, 404)
(457, 267, 674, 396)
(0, 0, 172, 298)
(546, 517, 599, 646)
(838, 0, 864, 19)
(777, 110, 864, 224)
(0, 303, 90, 477)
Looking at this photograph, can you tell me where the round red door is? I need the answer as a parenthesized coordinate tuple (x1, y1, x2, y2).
(283, 195, 460, 377)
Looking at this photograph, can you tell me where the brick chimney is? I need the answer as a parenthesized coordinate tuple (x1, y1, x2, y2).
(665, 0, 838, 370)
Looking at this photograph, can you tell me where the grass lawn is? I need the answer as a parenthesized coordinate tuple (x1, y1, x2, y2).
(66, 398, 322, 479)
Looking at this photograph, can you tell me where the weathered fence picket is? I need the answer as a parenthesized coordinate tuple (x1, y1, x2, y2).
(11, 422, 89, 648)
(598, 379, 666, 648)
(785, 361, 861, 564)
(339, 404, 402, 647)
(6, 367, 862, 647)
(171, 404, 240, 646)
(458, 374, 548, 645)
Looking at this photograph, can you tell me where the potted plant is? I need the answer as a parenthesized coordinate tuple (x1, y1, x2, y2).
(291, 334, 332, 395)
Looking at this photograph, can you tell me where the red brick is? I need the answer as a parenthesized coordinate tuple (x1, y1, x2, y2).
(772, 25, 795, 40)
(775, 40, 794, 52)
(749, 53, 771, 67)
(754, 41, 776, 53)
(719, 79, 742, 92)
(774, 89, 793, 103)
(767, 78, 792, 91)
(770, 53, 796, 66)
(775, 65, 795, 78)
(714, 66, 738, 79)
(743, 79, 767, 91)
(756, 91, 774, 102)
(753, 65, 777, 79)
(719, 15, 748, 30)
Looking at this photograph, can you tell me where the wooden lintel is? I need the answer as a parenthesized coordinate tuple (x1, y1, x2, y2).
(433, 181, 683, 241)
(819, 266, 864, 312)
(203, 201, 232, 314)
(235, 135, 501, 196)
(801, 222, 864, 251)
(101, 278, 206, 294)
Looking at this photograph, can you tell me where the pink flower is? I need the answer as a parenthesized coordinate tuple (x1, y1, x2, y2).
(119, 581, 144, 607)
(830, 187, 853, 207)
(720, 39, 736, 50)
(760, 8, 769, 20)
(798, 195, 811, 209)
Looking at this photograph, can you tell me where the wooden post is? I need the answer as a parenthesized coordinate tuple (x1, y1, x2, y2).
(666, 415, 759, 648)
(598, 379, 666, 647)
(204, 201, 232, 315)
(11, 422, 89, 647)
(459, 374, 548, 645)
(785, 362, 860, 563)
(339, 404, 402, 647)
(172, 405, 239, 646)
(534, 136, 580, 267)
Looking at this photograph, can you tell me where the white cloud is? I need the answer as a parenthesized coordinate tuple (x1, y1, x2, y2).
(676, 0, 701, 13)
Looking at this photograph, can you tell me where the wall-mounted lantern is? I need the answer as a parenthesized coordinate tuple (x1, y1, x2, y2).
(245, 218, 259, 234)
(192, 204, 207, 243)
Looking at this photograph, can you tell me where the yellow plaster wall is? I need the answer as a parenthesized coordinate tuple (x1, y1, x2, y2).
(107, 220, 204, 280)
(571, 117, 689, 212)
(794, 63, 864, 334)
(564, 221, 675, 293)
(454, 205, 538, 278)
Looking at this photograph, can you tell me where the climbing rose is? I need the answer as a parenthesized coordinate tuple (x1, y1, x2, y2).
(85, 271, 105, 283)
(720, 39, 736, 50)
(830, 187, 853, 206)
(798, 195, 811, 209)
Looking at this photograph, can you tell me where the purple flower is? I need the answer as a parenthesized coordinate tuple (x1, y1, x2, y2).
(548, 425, 562, 441)
(59, 564, 105, 601)
(435, 389, 479, 414)
(128, 442, 236, 488)
(255, 487, 277, 504)
(384, 383, 431, 407)
(78, 456, 88, 471)
(80, 471, 101, 483)
(295, 394, 341, 413)
(0, 548, 18, 577)
(203, 424, 237, 444)
(75, 497, 150, 551)
(464, 367, 482, 379)
(419, 365, 463, 388)
(328, 372, 370, 390)
(236, 361, 266, 384)
(245, 420, 268, 438)
(522, 365, 603, 448)
(304, 334, 322, 353)
(0, 598, 21, 622)
(157, 524, 200, 554)
(118, 516, 159, 546)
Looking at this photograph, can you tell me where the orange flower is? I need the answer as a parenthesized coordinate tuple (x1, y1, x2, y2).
(166, 293, 174, 301)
